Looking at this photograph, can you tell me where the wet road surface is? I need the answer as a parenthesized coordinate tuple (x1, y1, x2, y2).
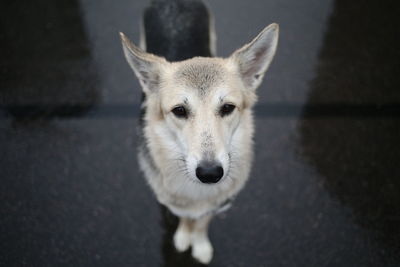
(1, 0, 400, 266)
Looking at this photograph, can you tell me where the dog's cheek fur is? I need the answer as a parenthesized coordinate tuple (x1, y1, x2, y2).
(166, 116, 190, 156)
(145, 91, 165, 122)
(242, 89, 258, 110)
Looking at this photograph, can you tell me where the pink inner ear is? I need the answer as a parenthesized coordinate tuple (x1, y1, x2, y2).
(254, 45, 269, 59)
(138, 69, 160, 91)
(243, 45, 268, 78)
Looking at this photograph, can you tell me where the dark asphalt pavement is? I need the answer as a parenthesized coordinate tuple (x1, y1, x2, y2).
(1, 0, 400, 266)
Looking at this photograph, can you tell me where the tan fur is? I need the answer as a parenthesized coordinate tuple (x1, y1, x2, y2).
(120, 23, 279, 264)
(139, 57, 254, 217)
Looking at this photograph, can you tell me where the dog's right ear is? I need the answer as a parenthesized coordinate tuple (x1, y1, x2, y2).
(120, 32, 167, 94)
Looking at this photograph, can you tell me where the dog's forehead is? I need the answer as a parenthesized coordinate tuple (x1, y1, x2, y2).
(173, 59, 226, 94)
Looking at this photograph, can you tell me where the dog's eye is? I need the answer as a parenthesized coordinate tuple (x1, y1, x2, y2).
(172, 106, 188, 118)
(220, 104, 236, 117)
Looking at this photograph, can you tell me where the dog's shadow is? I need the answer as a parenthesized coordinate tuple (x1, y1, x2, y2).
(160, 205, 208, 267)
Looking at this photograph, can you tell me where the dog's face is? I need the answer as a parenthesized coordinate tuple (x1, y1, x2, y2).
(121, 24, 278, 185)
(159, 58, 249, 184)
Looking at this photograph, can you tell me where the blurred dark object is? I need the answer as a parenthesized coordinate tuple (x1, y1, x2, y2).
(144, 0, 213, 61)
(300, 0, 400, 254)
(0, 0, 99, 119)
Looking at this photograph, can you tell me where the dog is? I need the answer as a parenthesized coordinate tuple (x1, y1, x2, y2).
(120, 0, 278, 264)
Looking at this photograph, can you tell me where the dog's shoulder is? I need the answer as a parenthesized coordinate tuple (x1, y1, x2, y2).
(143, 0, 213, 61)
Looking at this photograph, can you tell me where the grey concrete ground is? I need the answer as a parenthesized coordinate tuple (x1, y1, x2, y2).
(1, 0, 400, 266)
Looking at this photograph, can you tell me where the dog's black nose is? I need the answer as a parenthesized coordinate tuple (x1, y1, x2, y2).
(196, 161, 224, 184)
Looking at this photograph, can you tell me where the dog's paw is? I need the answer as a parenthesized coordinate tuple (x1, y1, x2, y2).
(173, 228, 191, 252)
(191, 239, 213, 264)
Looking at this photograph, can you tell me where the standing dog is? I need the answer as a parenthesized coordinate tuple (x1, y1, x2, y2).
(120, 0, 278, 264)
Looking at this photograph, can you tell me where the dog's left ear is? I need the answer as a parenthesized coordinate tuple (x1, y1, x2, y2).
(230, 23, 279, 91)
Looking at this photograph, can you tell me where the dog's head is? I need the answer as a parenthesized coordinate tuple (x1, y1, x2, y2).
(121, 24, 278, 185)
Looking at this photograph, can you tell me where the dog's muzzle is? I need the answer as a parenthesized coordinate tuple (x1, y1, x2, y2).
(195, 161, 224, 184)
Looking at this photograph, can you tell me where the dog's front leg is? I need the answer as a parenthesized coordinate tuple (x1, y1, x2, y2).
(173, 215, 214, 264)
(173, 217, 193, 252)
(191, 214, 213, 264)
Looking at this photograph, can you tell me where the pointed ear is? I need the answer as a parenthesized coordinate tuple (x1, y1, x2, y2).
(230, 23, 279, 90)
(120, 32, 167, 93)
